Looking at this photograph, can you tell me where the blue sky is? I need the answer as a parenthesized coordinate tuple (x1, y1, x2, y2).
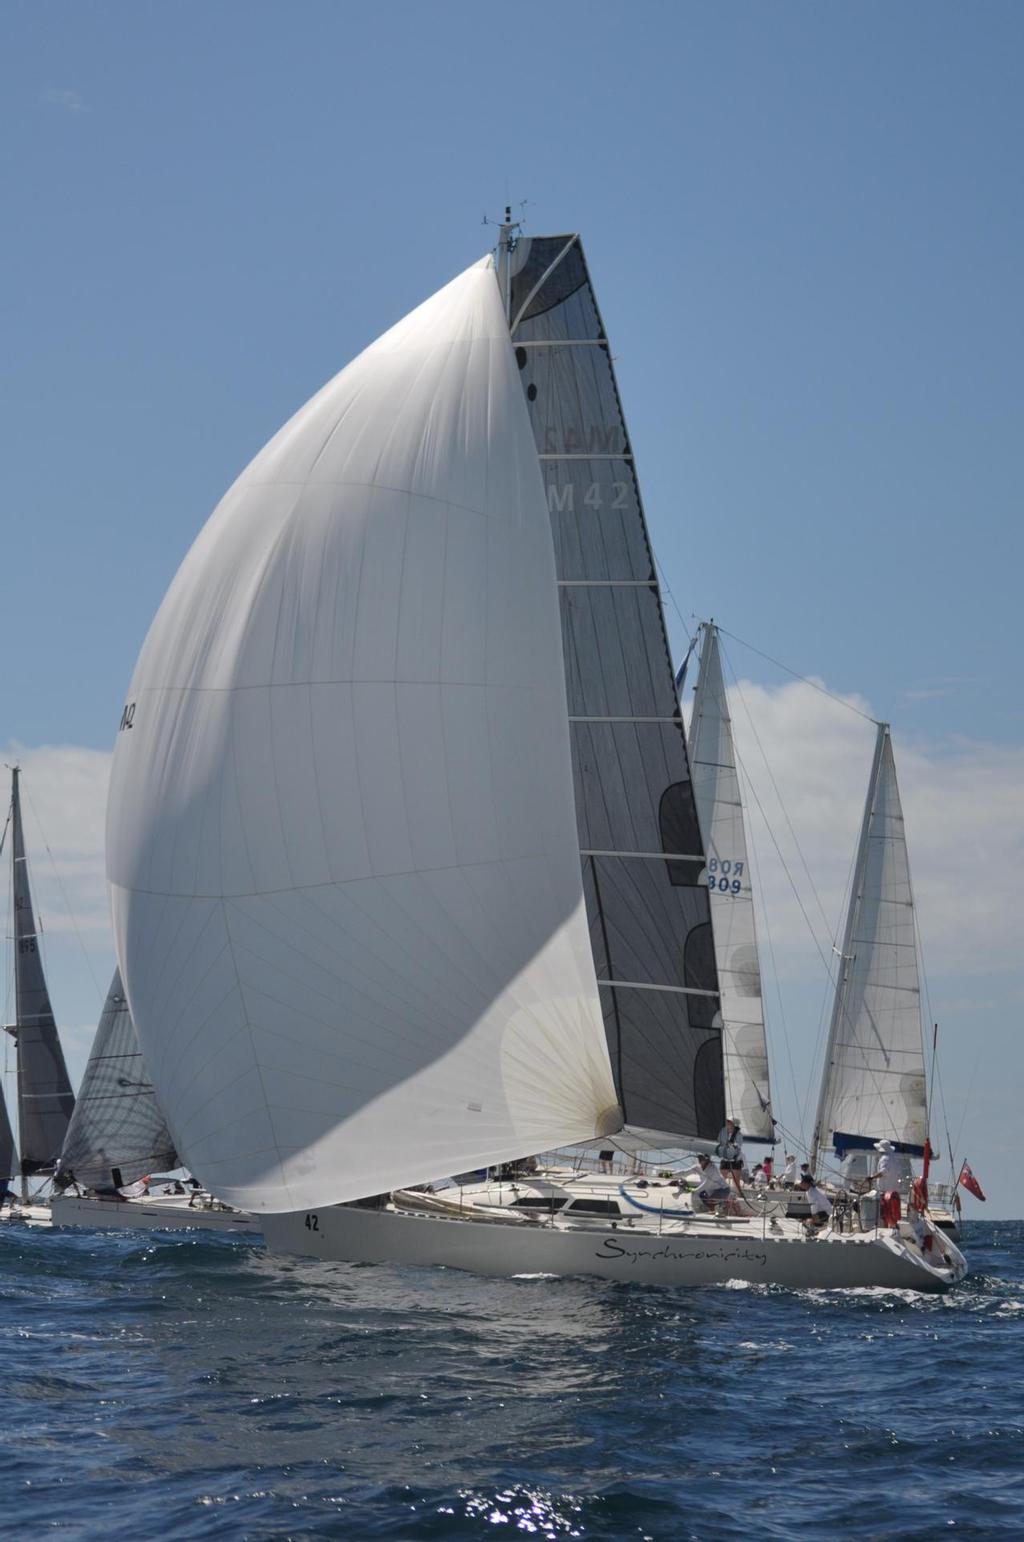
(2, 3, 1021, 1213)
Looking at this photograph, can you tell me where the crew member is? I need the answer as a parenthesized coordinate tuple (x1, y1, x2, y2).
(694, 1154, 732, 1214)
(716, 1119, 744, 1194)
(799, 1174, 833, 1230)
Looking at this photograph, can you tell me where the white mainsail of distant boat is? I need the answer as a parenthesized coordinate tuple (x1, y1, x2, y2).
(107, 221, 964, 1290)
(1, 766, 76, 1202)
(687, 622, 773, 1143)
(811, 722, 929, 1173)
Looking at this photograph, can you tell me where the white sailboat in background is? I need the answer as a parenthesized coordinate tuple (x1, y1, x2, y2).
(1, 766, 76, 1220)
(105, 219, 965, 1290)
(687, 621, 774, 1145)
(49, 970, 257, 1235)
(810, 721, 959, 1232)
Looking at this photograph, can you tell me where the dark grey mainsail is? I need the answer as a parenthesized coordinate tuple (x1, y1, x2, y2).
(57, 967, 178, 1190)
(5, 767, 75, 1175)
(504, 232, 724, 1142)
(0, 1084, 15, 1190)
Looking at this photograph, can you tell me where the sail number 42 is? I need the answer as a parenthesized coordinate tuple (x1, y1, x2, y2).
(304, 1213, 319, 1231)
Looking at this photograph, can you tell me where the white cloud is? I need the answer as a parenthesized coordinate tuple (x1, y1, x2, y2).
(3, 742, 111, 939)
(8, 698, 1022, 984)
(721, 680, 1024, 983)
(40, 87, 88, 114)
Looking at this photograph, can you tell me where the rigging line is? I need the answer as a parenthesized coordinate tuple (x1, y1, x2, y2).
(717, 635, 893, 1138)
(911, 893, 944, 1138)
(731, 726, 901, 1149)
(720, 635, 838, 944)
(941, 1057, 966, 1197)
(713, 623, 880, 726)
(21, 780, 104, 1010)
(802, 790, 864, 1142)
(949, 1046, 979, 1172)
(728, 744, 840, 993)
(742, 792, 803, 1145)
(651, 553, 699, 668)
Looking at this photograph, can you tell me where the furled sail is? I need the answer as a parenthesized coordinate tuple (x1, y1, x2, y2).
(57, 968, 178, 1190)
(687, 623, 773, 1141)
(107, 256, 618, 1213)
(5, 768, 75, 1175)
(813, 724, 928, 1157)
(506, 234, 724, 1145)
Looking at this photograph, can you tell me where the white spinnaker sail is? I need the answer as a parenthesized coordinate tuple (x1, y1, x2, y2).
(814, 724, 928, 1155)
(107, 257, 618, 1213)
(686, 626, 773, 1141)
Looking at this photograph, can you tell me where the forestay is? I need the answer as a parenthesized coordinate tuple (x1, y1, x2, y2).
(6, 769, 75, 1175)
(506, 234, 724, 1145)
(687, 624, 773, 1140)
(58, 968, 178, 1190)
(814, 724, 928, 1156)
(107, 256, 618, 1213)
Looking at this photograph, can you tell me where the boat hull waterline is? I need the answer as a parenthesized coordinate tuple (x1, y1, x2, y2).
(262, 1205, 966, 1291)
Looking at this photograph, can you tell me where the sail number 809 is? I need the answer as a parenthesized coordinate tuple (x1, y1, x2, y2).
(708, 858, 743, 897)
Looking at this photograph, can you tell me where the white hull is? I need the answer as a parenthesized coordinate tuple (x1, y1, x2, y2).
(262, 1203, 966, 1291)
(0, 1202, 52, 1227)
(50, 1193, 259, 1235)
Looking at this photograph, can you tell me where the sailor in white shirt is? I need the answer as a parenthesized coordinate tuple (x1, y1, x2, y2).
(694, 1154, 732, 1213)
(799, 1175, 833, 1228)
(873, 1139, 914, 1195)
(781, 1153, 799, 1189)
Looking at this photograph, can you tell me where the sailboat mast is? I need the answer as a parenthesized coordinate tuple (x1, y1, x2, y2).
(496, 205, 515, 323)
(810, 721, 886, 1172)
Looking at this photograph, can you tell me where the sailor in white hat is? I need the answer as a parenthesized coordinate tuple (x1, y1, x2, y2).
(873, 1138, 913, 1196)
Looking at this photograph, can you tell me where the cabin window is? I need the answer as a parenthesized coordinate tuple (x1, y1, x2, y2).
(511, 1196, 562, 1212)
(566, 1198, 621, 1215)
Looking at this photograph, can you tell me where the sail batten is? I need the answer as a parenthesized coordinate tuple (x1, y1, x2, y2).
(813, 724, 928, 1158)
(686, 625, 774, 1141)
(508, 234, 725, 1144)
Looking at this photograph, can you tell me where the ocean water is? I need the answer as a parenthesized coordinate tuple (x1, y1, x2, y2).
(1, 1220, 1021, 1540)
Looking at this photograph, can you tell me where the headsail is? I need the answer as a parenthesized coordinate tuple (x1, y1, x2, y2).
(813, 723, 928, 1158)
(687, 623, 773, 1140)
(108, 256, 618, 1213)
(5, 768, 75, 1175)
(57, 968, 178, 1190)
(506, 233, 724, 1145)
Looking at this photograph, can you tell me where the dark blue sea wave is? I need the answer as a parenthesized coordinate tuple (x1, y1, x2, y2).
(0, 1219, 1020, 1539)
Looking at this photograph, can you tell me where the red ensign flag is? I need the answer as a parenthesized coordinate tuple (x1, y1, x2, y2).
(958, 1161, 986, 1202)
